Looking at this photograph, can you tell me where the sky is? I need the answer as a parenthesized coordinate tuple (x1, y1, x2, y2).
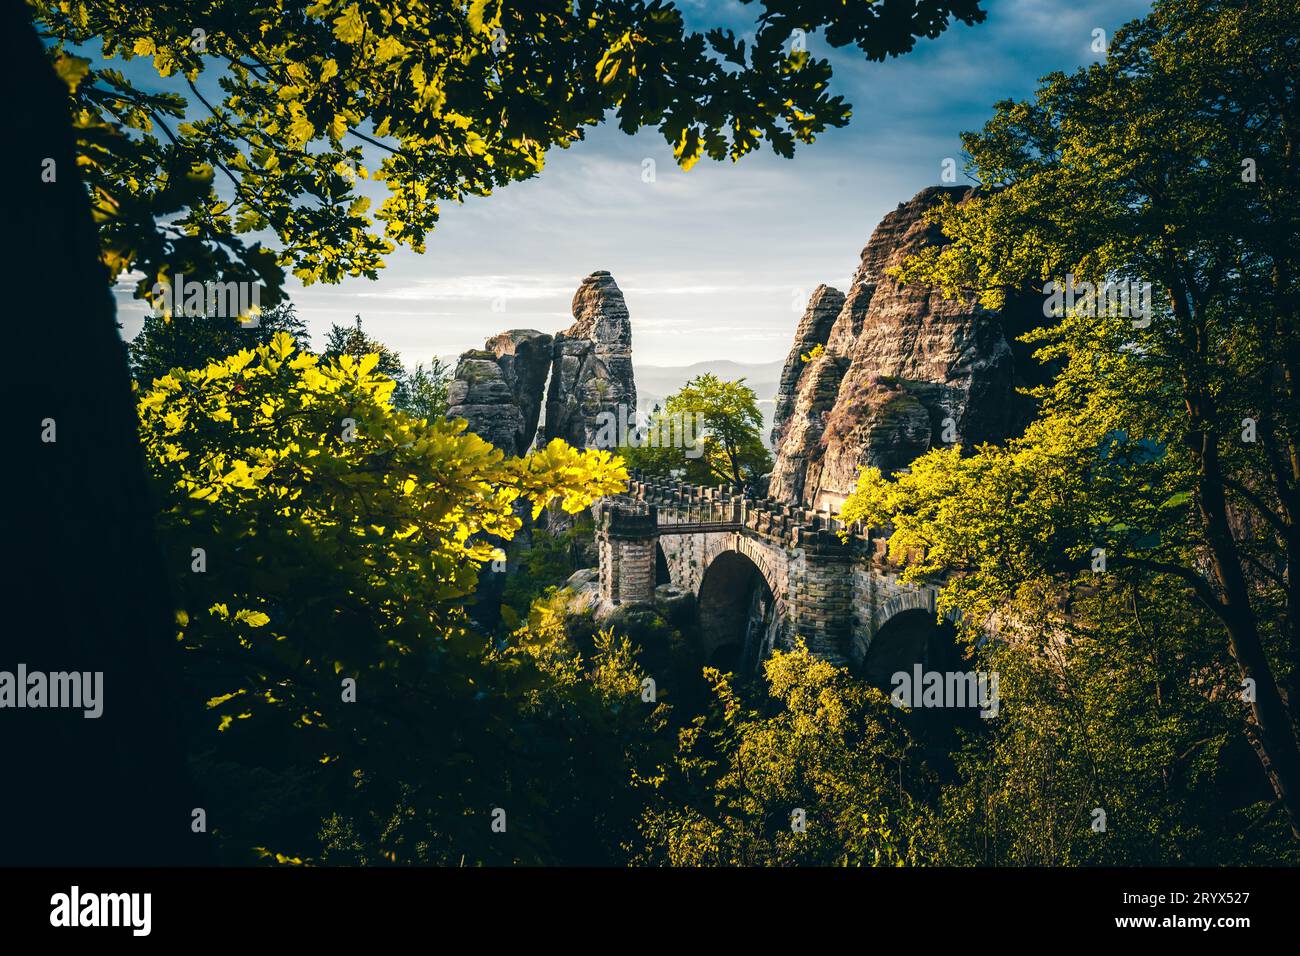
(112, 0, 1153, 368)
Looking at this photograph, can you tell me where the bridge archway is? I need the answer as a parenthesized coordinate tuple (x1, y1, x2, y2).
(863, 605, 970, 773)
(862, 607, 961, 691)
(655, 542, 671, 586)
(696, 550, 779, 675)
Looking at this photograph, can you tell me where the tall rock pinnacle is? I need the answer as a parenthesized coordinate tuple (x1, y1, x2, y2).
(770, 284, 846, 449)
(543, 271, 637, 449)
(447, 271, 637, 455)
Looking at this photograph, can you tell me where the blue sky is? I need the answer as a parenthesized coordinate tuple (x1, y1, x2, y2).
(112, 0, 1153, 367)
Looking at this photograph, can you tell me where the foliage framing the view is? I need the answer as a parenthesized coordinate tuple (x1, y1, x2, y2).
(34, 0, 986, 306)
(846, 0, 1300, 838)
(135, 332, 627, 861)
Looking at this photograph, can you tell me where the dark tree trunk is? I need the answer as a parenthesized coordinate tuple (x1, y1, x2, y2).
(1169, 271, 1300, 840)
(0, 1, 204, 865)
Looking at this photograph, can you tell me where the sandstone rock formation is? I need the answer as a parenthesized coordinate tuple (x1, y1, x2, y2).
(769, 185, 1043, 512)
(447, 271, 637, 455)
(446, 350, 526, 454)
(544, 271, 637, 449)
(771, 284, 846, 448)
(485, 329, 553, 449)
(447, 329, 553, 456)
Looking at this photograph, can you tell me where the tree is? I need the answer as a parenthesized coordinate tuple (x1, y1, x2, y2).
(321, 316, 456, 418)
(320, 315, 405, 377)
(398, 356, 453, 421)
(2, 1, 201, 865)
(498, 513, 595, 629)
(851, 0, 1300, 837)
(625, 374, 772, 488)
(318, 612, 668, 865)
(129, 301, 309, 383)
(32, 0, 988, 307)
(932, 572, 1295, 864)
(634, 646, 937, 866)
(136, 332, 629, 861)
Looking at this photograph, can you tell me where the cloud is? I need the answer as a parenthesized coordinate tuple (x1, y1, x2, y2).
(348, 275, 577, 302)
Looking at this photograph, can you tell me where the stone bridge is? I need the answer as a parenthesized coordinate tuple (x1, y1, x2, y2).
(596, 471, 958, 681)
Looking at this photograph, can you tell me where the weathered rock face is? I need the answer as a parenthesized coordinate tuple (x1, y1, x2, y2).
(446, 350, 527, 454)
(485, 329, 553, 449)
(447, 329, 553, 456)
(770, 185, 1042, 511)
(765, 352, 848, 506)
(770, 284, 846, 448)
(544, 271, 637, 449)
(447, 271, 637, 455)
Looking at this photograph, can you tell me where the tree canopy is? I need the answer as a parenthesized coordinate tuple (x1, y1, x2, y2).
(33, 0, 986, 308)
(136, 332, 629, 861)
(129, 301, 309, 384)
(626, 373, 772, 488)
(849, 0, 1300, 837)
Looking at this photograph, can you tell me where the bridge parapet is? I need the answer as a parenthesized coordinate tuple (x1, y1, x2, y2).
(623, 471, 925, 564)
(624, 469, 883, 547)
(626, 475, 747, 529)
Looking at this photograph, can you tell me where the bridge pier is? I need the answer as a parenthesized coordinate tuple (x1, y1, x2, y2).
(790, 528, 854, 664)
(597, 504, 659, 606)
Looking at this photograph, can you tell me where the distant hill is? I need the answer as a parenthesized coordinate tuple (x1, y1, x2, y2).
(634, 358, 785, 446)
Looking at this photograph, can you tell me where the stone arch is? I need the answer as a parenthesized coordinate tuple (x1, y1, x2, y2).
(862, 597, 961, 692)
(861, 596, 972, 762)
(871, 587, 938, 638)
(696, 549, 782, 675)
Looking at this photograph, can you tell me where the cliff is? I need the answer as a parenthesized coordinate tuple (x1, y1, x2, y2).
(769, 186, 1043, 511)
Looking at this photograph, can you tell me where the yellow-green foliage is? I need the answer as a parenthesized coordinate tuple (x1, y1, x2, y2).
(634, 645, 936, 866)
(137, 332, 626, 676)
(835, 304, 1300, 860)
(136, 333, 628, 862)
(35, 0, 963, 305)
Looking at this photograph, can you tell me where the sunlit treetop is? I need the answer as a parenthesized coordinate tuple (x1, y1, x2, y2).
(33, 0, 986, 305)
(138, 330, 628, 528)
